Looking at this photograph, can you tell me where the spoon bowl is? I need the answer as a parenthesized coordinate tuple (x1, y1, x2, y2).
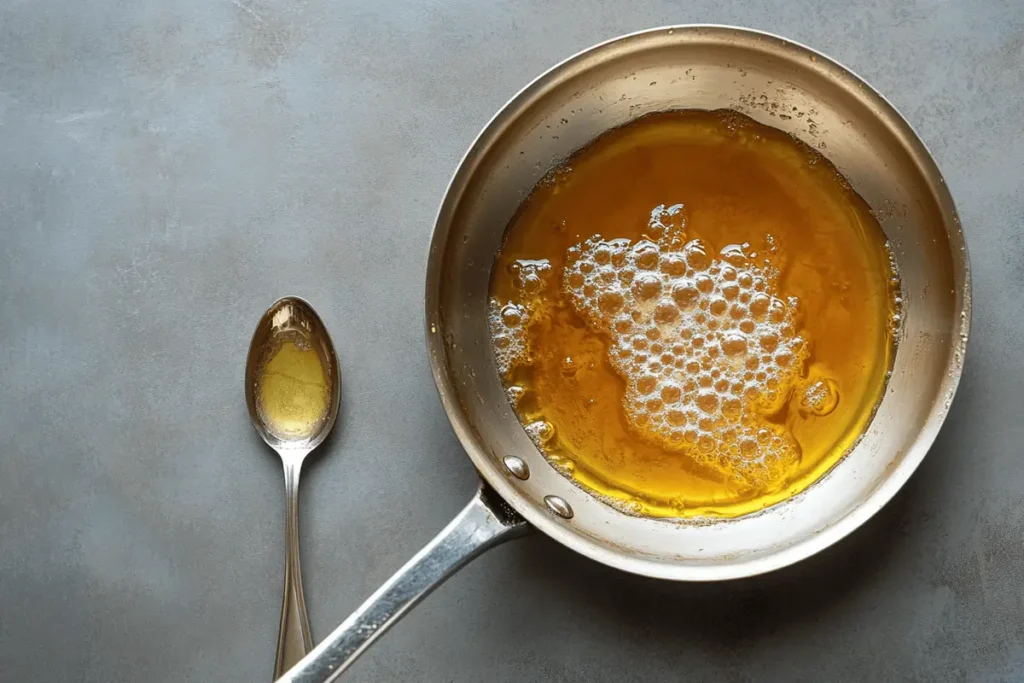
(245, 296, 341, 456)
(245, 296, 341, 679)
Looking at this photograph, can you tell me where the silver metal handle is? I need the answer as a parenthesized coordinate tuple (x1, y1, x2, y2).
(275, 460, 314, 679)
(277, 483, 529, 682)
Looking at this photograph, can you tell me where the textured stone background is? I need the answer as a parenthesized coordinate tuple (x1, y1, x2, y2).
(1, 1, 1022, 681)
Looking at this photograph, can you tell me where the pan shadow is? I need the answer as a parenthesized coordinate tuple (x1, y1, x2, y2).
(503, 440, 938, 654)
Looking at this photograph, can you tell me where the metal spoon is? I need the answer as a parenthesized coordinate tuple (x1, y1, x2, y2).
(245, 297, 341, 679)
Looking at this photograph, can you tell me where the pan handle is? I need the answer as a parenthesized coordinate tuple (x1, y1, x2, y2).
(276, 482, 530, 682)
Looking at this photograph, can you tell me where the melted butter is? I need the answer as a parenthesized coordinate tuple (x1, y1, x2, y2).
(256, 338, 329, 441)
(488, 110, 899, 519)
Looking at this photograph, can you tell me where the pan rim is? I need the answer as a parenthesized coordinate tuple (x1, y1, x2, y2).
(424, 24, 971, 581)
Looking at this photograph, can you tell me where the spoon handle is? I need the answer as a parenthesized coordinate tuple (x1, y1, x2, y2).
(274, 460, 313, 679)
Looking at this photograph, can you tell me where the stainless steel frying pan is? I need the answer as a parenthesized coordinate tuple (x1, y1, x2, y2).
(280, 25, 970, 681)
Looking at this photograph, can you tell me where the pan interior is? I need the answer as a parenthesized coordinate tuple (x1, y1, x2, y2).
(427, 26, 969, 580)
(485, 108, 901, 520)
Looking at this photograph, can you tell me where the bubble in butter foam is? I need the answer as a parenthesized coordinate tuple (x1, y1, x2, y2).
(488, 300, 530, 377)
(488, 259, 555, 377)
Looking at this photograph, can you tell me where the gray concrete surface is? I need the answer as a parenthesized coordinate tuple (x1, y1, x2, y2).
(1, 0, 1022, 681)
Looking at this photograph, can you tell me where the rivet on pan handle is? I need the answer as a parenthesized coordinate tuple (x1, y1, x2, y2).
(276, 483, 530, 682)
